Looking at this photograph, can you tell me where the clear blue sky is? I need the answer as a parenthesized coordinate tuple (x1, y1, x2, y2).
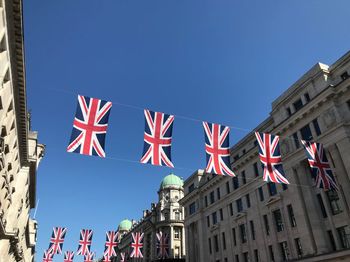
(23, 0, 350, 260)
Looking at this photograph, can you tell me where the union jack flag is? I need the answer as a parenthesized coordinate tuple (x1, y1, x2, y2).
(130, 232, 144, 258)
(103, 231, 118, 261)
(203, 122, 235, 176)
(67, 95, 112, 157)
(140, 109, 175, 167)
(156, 231, 169, 258)
(255, 132, 290, 184)
(84, 250, 95, 262)
(301, 140, 338, 191)
(77, 229, 93, 256)
(47, 227, 67, 255)
(63, 251, 74, 262)
(42, 250, 53, 262)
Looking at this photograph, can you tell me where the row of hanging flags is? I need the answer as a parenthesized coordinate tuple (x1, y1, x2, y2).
(66, 95, 338, 191)
(43, 227, 167, 262)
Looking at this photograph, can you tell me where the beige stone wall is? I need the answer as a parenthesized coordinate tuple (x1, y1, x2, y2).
(0, 0, 44, 261)
(180, 51, 350, 262)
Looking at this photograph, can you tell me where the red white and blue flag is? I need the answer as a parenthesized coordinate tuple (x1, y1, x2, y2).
(103, 231, 118, 262)
(156, 231, 169, 258)
(255, 132, 289, 184)
(130, 232, 144, 258)
(42, 250, 53, 262)
(67, 95, 112, 157)
(48, 227, 67, 255)
(203, 122, 235, 176)
(77, 229, 93, 256)
(84, 250, 95, 262)
(63, 251, 74, 262)
(301, 140, 338, 191)
(140, 109, 175, 167)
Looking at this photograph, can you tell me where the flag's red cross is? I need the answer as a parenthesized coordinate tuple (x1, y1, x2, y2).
(42, 251, 53, 262)
(157, 232, 169, 258)
(141, 110, 174, 167)
(63, 251, 74, 262)
(130, 232, 144, 258)
(255, 132, 289, 184)
(103, 231, 118, 261)
(84, 251, 95, 262)
(77, 229, 93, 256)
(48, 227, 66, 254)
(67, 95, 112, 157)
(301, 140, 337, 191)
(203, 122, 235, 176)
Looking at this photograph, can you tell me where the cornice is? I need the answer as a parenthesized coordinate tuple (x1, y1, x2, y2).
(5, 0, 28, 166)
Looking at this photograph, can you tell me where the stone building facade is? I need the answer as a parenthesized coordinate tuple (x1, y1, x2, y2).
(114, 174, 185, 262)
(180, 51, 350, 262)
(0, 0, 44, 261)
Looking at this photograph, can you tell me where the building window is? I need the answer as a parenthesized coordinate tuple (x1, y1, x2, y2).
(217, 187, 221, 200)
(212, 212, 218, 225)
(243, 252, 249, 262)
(341, 71, 349, 80)
(246, 194, 251, 208)
(234, 154, 240, 161)
(236, 198, 243, 212)
(282, 183, 288, 191)
(287, 204, 297, 227)
(295, 238, 303, 258)
(254, 140, 258, 147)
(253, 162, 259, 177)
(226, 181, 230, 194)
(293, 99, 303, 112)
(328, 230, 337, 251)
(273, 209, 284, 232)
(175, 211, 180, 220)
(242, 171, 246, 184)
(205, 196, 208, 207)
(263, 215, 270, 235)
(347, 100, 350, 110)
(229, 203, 234, 216)
(220, 208, 224, 221)
(280, 241, 289, 261)
(189, 202, 196, 215)
(235, 254, 239, 262)
(208, 238, 212, 254)
(286, 107, 292, 117)
(233, 177, 239, 189)
(188, 183, 195, 193)
(268, 182, 277, 196)
(326, 190, 342, 215)
(300, 124, 313, 141)
(269, 245, 275, 262)
(239, 224, 247, 243)
(222, 232, 226, 250)
(312, 118, 322, 136)
(292, 132, 300, 149)
(214, 235, 219, 252)
(258, 187, 264, 201)
(254, 249, 259, 262)
(316, 194, 327, 218)
(304, 92, 311, 103)
(207, 216, 210, 227)
(224, 258, 228, 262)
(232, 227, 237, 246)
(174, 227, 181, 239)
(250, 220, 255, 240)
(337, 226, 350, 249)
(210, 191, 215, 204)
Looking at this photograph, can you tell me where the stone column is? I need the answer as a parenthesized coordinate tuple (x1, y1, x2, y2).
(170, 225, 174, 258)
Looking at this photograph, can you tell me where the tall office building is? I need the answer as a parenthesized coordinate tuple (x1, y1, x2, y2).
(180, 51, 350, 261)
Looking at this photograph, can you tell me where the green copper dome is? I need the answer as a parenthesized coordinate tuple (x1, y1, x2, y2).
(160, 173, 184, 189)
(118, 219, 132, 231)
